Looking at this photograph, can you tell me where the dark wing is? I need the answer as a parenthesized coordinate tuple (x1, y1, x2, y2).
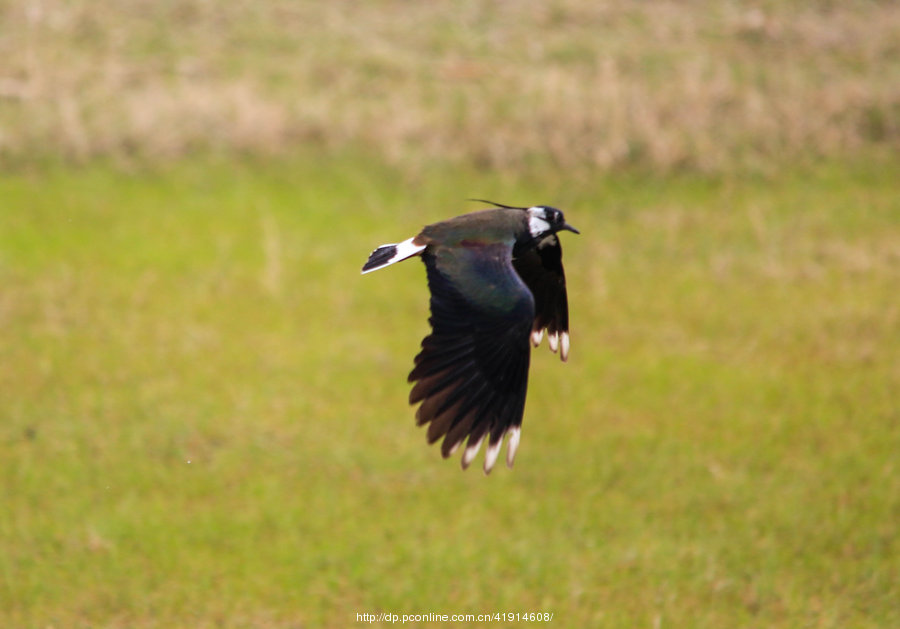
(512, 235, 571, 361)
(409, 244, 534, 473)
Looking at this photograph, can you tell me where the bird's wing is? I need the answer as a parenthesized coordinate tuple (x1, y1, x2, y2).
(512, 235, 571, 361)
(409, 243, 534, 473)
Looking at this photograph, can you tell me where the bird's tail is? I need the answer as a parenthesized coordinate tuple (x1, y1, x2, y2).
(361, 237, 426, 274)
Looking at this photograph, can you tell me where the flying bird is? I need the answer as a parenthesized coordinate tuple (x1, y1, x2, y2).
(361, 201, 578, 473)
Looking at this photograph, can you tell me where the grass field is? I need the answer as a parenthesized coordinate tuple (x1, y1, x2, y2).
(2, 154, 898, 627)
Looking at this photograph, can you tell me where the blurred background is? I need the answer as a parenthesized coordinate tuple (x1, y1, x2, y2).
(2, 1, 898, 627)
(2, 0, 898, 172)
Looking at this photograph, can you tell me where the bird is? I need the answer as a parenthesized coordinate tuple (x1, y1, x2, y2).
(361, 200, 578, 473)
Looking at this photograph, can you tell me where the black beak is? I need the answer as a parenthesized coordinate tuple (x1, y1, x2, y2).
(561, 223, 580, 235)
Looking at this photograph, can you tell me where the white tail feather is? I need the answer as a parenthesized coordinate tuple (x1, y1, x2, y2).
(361, 237, 425, 274)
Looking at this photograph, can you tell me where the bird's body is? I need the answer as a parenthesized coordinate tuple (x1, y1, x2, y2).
(362, 202, 577, 473)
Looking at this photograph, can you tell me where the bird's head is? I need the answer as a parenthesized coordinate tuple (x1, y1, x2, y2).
(526, 205, 580, 240)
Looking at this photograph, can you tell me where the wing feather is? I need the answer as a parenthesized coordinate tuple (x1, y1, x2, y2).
(410, 244, 534, 472)
(512, 235, 571, 361)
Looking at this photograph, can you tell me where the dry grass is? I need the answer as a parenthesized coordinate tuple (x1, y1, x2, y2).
(1, 0, 898, 172)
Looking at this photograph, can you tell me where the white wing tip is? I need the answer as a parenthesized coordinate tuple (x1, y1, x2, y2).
(461, 434, 485, 470)
(506, 426, 521, 468)
(560, 331, 570, 362)
(456, 428, 524, 472)
(531, 329, 544, 347)
(548, 331, 559, 353)
(483, 439, 502, 474)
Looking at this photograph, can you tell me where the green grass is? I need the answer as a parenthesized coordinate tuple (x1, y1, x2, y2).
(4, 1, 898, 624)
(1, 154, 898, 627)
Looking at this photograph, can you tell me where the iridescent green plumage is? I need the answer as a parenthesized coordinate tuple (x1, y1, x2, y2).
(362, 203, 577, 473)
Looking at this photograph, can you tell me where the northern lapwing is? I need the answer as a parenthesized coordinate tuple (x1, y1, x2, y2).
(362, 201, 578, 473)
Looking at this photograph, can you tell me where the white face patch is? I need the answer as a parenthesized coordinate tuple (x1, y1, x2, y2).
(527, 207, 551, 238)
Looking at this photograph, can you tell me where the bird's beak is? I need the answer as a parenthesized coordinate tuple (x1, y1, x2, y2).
(561, 223, 580, 234)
